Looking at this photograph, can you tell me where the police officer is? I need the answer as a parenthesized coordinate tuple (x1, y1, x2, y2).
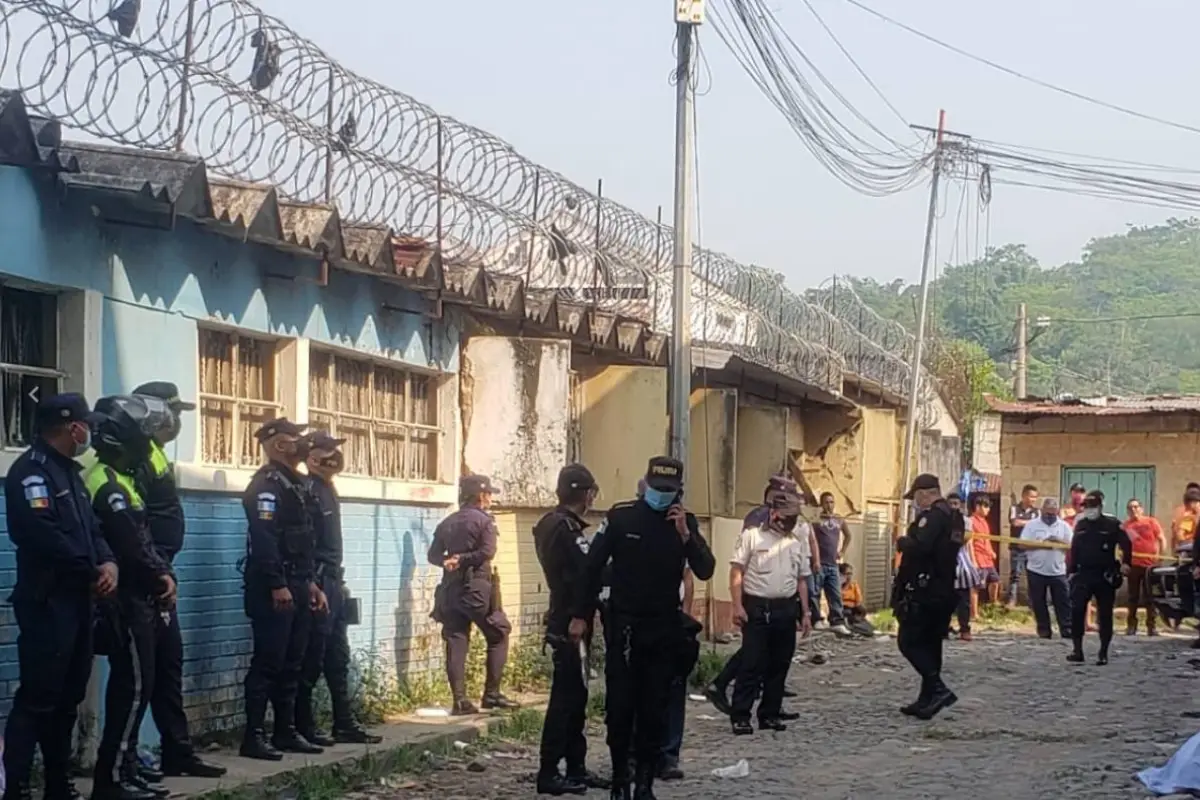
(1068, 489, 1132, 665)
(569, 456, 716, 800)
(240, 418, 328, 761)
(727, 486, 812, 735)
(295, 430, 382, 746)
(892, 474, 963, 721)
(2, 393, 117, 800)
(130, 382, 226, 779)
(427, 475, 518, 715)
(533, 464, 608, 796)
(86, 395, 177, 800)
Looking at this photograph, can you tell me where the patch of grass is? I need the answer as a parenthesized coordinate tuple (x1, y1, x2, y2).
(688, 647, 726, 689)
(869, 608, 896, 634)
(975, 604, 1035, 629)
(586, 690, 606, 720)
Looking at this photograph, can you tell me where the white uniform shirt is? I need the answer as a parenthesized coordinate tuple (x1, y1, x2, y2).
(731, 524, 812, 599)
(1022, 517, 1073, 577)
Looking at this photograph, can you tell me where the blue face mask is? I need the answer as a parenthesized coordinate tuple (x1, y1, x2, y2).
(643, 487, 677, 511)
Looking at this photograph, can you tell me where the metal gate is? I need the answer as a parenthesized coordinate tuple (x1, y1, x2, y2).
(1061, 467, 1155, 515)
(861, 509, 891, 610)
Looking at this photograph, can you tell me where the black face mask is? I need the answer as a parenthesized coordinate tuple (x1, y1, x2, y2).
(773, 515, 799, 533)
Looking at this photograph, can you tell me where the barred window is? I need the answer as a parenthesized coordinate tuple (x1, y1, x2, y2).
(198, 328, 282, 467)
(0, 288, 62, 448)
(308, 349, 441, 481)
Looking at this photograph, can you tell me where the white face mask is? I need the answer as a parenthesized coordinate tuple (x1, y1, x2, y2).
(1081, 507, 1101, 521)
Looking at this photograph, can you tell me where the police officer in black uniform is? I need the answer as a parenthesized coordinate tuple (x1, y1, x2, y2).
(295, 430, 382, 747)
(892, 474, 963, 721)
(1068, 489, 1132, 665)
(240, 418, 328, 761)
(533, 464, 609, 796)
(570, 456, 716, 800)
(428, 474, 519, 715)
(130, 382, 225, 779)
(2, 394, 116, 800)
(86, 395, 177, 800)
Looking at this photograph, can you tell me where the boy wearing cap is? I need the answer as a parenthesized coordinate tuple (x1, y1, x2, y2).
(532, 463, 609, 795)
(568, 456, 715, 799)
(239, 418, 328, 761)
(428, 474, 519, 715)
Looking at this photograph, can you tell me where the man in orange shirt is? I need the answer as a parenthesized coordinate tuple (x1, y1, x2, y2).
(1061, 483, 1086, 529)
(966, 494, 1000, 617)
(1123, 498, 1166, 636)
(1171, 485, 1200, 551)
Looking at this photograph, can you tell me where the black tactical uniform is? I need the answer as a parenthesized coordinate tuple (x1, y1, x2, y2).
(2, 394, 114, 800)
(428, 474, 517, 715)
(1068, 491, 1132, 665)
(892, 474, 963, 721)
(573, 456, 716, 800)
(533, 464, 609, 796)
(87, 395, 174, 800)
(296, 431, 381, 746)
(131, 381, 225, 780)
(240, 418, 322, 761)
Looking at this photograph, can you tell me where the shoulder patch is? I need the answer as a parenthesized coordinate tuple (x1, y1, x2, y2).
(918, 517, 928, 528)
(21, 475, 45, 487)
(107, 492, 128, 513)
(24, 480, 50, 509)
(594, 518, 608, 538)
(257, 493, 277, 521)
(610, 500, 637, 510)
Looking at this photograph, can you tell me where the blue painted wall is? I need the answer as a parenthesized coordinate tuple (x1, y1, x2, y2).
(0, 165, 458, 738)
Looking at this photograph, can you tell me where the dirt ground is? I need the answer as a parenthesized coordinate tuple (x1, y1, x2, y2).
(351, 628, 1200, 799)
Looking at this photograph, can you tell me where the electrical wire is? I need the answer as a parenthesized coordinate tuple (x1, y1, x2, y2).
(840, 0, 1200, 138)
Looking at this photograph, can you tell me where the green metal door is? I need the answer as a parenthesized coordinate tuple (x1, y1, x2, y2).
(1061, 467, 1156, 515)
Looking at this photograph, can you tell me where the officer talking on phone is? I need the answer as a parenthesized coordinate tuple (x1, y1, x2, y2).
(570, 456, 716, 800)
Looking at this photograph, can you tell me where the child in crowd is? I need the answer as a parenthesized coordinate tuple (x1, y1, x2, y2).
(839, 564, 874, 636)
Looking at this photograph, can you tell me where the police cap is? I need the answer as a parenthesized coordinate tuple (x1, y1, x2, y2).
(36, 392, 101, 429)
(903, 473, 940, 499)
(768, 487, 803, 516)
(645, 456, 684, 492)
(254, 417, 307, 443)
(1069, 482, 1086, 493)
(133, 381, 196, 411)
(305, 430, 346, 452)
(460, 473, 500, 496)
(765, 473, 798, 494)
(557, 463, 597, 495)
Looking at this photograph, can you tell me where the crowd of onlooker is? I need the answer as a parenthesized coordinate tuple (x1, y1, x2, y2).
(944, 481, 1200, 639)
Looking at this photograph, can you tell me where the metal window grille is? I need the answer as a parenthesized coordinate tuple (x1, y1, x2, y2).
(308, 349, 441, 481)
(0, 287, 63, 448)
(198, 328, 282, 467)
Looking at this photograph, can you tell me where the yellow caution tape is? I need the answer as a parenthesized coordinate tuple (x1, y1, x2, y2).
(973, 532, 1184, 566)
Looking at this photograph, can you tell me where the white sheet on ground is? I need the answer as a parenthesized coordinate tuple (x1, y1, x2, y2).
(1138, 729, 1200, 795)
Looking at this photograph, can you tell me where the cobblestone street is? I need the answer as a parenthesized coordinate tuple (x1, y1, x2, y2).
(353, 630, 1200, 799)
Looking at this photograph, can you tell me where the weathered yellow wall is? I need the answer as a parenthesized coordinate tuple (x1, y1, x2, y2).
(734, 404, 788, 519)
(688, 388, 737, 516)
(798, 406, 863, 517)
(491, 508, 553, 637)
(862, 407, 902, 503)
(1000, 414, 1200, 517)
(578, 365, 668, 504)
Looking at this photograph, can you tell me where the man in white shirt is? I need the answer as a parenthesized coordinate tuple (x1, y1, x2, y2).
(1022, 497, 1074, 639)
(727, 489, 812, 735)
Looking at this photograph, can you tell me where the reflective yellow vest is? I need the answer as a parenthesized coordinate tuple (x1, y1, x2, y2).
(83, 462, 145, 508)
(148, 441, 170, 479)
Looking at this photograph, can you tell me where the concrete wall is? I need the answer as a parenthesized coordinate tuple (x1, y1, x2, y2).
(734, 403, 788, 520)
(999, 414, 1199, 520)
(461, 337, 570, 508)
(0, 167, 459, 745)
(687, 388, 737, 517)
(797, 406, 863, 517)
(974, 413, 1003, 473)
(921, 430, 963, 495)
(578, 365, 668, 503)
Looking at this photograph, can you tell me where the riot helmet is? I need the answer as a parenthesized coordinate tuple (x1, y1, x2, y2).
(92, 394, 155, 473)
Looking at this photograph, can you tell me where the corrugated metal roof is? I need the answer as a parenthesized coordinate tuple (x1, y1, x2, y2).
(985, 394, 1200, 416)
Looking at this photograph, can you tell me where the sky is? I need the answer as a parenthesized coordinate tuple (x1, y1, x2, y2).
(28, 0, 1200, 291)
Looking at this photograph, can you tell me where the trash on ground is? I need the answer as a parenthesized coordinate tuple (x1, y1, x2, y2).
(712, 759, 750, 778)
(416, 707, 450, 718)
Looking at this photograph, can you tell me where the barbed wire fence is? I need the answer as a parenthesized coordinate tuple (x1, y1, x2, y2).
(0, 0, 937, 424)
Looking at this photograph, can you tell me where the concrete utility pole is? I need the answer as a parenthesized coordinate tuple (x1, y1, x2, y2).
(1015, 302, 1028, 399)
(899, 110, 946, 500)
(669, 0, 703, 463)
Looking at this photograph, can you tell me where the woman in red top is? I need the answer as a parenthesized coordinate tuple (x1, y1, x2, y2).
(1123, 498, 1166, 636)
(967, 494, 1000, 618)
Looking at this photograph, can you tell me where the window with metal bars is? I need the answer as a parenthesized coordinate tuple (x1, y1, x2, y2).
(308, 348, 441, 481)
(0, 287, 62, 448)
(198, 327, 282, 467)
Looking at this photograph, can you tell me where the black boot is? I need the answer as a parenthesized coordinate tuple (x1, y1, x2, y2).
(914, 677, 958, 721)
(273, 698, 324, 754)
(160, 754, 227, 778)
(239, 728, 283, 761)
(119, 766, 169, 799)
(332, 722, 383, 745)
(566, 768, 611, 789)
(1097, 646, 1110, 666)
(704, 683, 732, 716)
(901, 679, 931, 716)
(451, 698, 480, 716)
(535, 771, 587, 796)
(481, 693, 520, 710)
(632, 763, 657, 800)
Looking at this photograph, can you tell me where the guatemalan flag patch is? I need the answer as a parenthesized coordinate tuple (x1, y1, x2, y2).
(257, 492, 277, 521)
(22, 475, 48, 510)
